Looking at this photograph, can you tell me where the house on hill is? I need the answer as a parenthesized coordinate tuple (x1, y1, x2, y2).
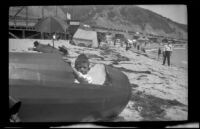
(72, 28, 99, 48)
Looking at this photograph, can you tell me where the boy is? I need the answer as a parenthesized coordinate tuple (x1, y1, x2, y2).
(72, 54, 106, 85)
(73, 54, 92, 84)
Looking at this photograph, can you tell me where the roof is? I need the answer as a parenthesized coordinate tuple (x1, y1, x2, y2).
(9, 6, 67, 20)
(73, 28, 98, 47)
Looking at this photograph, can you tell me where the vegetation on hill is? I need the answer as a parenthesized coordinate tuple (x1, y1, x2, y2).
(61, 5, 187, 40)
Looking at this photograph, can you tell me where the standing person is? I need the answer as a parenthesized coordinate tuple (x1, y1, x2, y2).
(53, 33, 57, 40)
(158, 43, 162, 60)
(141, 43, 146, 53)
(162, 42, 173, 66)
(134, 41, 137, 48)
(52, 33, 57, 48)
(125, 40, 129, 51)
(137, 42, 140, 51)
(133, 41, 136, 48)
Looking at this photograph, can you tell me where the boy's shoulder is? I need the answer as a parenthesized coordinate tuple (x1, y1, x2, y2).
(87, 64, 106, 85)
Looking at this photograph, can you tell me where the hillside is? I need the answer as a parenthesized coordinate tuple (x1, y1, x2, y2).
(9, 5, 187, 40)
(61, 5, 187, 40)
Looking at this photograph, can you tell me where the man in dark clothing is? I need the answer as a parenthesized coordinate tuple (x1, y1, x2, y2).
(125, 40, 129, 51)
(158, 47, 162, 60)
(137, 44, 140, 51)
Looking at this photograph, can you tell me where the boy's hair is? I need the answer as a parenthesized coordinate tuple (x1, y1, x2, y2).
(75, 54, 89, 68)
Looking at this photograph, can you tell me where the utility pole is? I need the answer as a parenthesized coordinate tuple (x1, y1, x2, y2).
(23, 6, 28, 39)
(55, 6, 57, 17)
(42, 6, 44, 19)
(26, 6, 28, 28)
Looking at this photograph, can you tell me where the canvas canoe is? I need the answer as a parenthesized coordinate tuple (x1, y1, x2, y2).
(9, 52, 131, 122)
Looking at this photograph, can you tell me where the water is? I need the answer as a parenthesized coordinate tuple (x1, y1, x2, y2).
(148, 47, 188, 69)
(170, 48, 187, 69)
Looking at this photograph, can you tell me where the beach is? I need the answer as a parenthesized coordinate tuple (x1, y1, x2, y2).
(146, 45, 187, 69)
(9, 39, 188, 121)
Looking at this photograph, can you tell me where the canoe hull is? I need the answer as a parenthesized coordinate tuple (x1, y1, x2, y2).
(9, 52, 131, 122)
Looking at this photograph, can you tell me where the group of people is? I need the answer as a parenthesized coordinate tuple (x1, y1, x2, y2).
(158, 42, 173, 66)
(116, 39, 146, 53)
(132, 41, 146, 53)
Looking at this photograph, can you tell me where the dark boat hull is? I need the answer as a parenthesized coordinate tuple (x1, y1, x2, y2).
(9, 52, 131, 122)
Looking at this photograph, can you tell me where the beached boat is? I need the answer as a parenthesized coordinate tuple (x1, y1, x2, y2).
(9, 52, 131, 122)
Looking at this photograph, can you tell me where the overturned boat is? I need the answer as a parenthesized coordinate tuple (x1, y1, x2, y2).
(9, 52, 131, 122)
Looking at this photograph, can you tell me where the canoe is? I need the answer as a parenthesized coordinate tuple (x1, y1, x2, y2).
(9, 52, 131, 122)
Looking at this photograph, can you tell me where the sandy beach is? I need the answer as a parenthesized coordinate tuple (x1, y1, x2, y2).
(9, 38, 188, 121)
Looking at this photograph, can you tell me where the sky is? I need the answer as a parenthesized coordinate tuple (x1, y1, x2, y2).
(137, 5, 187, 25)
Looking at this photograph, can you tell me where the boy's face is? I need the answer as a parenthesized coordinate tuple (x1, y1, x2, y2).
(76, 62, 90, 75)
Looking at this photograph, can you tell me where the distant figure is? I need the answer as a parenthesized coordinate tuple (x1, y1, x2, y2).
(58, 45, 68, 56)
(141, 43, 146, 53)
(114, 39, 116, 46)
(125, 40, 129, 51)
(29, 41, 64, 55)
(53, 33, 59, 40)
(137, 42, 140, 51)
(31, 41, 58, 53)
(133, 42, 136, 48)
(158, 47, 162, 60)
(162, 42, 173, 66)
(158, 43, 162, 60)
(53, 34, 56, 40)
(142, 47, 146, 53)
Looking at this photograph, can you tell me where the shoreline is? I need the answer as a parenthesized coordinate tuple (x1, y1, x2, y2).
(146, 47, 187, 52)
(145, 48, 187, 69)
